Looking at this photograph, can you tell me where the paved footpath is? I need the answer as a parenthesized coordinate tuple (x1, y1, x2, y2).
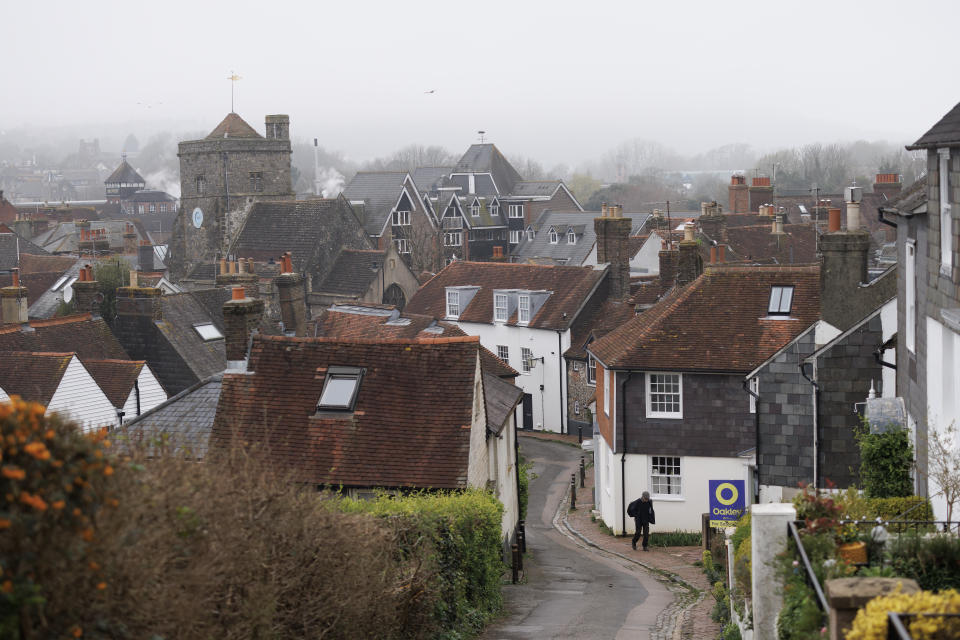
(483, 433, 722, 640)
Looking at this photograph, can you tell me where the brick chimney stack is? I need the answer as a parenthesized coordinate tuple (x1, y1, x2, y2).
(729, 175, 749, 214)
(216, 257, 258, 297)
(0, 269, 28, 324)
(749, 176, 773, 213)
(820, 190, 870, 330)
(698, 201, 725, 241)
(138, 241, 155, 273)
(123, 223, 137, 254)
(873, 173, 902, 201)
(658, 239, 679, 295)
(594, 203, 632, 301)
(115, 284, 163, 321)
(275, 251, 306, 336)
(72, 264, 102, 316)
(676, 222, 703, 288)
(223, 285, 265, 369)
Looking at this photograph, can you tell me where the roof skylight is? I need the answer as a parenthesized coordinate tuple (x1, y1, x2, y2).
(194, 323, 224, 341)
(317, 366, 364, 411)
(768, 286, 794, 315)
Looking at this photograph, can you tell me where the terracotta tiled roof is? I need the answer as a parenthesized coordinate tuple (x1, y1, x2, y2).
(590, 265, 821, 372)
(564, 278, 636, 359)
(404, 261, 605, 331)
(0, 352, 73, 405)
(18, 254, 78, 274)
(314, 304, 518, 377)
(0, 271, 62, 308)
(723, 224, 818, 265)
(0, 314, 129, 360)
(212, 335, 482, 490)
(206, 113, 262, 139)
(82, 359, 144, 408)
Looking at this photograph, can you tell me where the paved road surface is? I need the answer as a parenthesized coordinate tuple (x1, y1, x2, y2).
(481, 437, 673, 640)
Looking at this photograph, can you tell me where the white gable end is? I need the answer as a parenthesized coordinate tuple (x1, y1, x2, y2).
(47, 357, 117, 432)
(121, 366, 168, 420)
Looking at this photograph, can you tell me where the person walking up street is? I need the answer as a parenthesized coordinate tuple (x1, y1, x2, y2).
(628, 491, 655, 551)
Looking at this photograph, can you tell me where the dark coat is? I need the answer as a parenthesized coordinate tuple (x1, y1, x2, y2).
(633, 499, 655, 525)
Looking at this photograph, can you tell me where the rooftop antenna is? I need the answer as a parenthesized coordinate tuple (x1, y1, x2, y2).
(227, 71, 242, 113)
(477, 130, 486, 143)
(313, 138, 322, 197)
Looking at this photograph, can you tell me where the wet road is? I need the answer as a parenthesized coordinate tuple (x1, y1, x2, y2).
(480, 437, 672, 640)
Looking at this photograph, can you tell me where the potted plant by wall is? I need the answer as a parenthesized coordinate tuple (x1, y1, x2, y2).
(836, 522, 867, 564)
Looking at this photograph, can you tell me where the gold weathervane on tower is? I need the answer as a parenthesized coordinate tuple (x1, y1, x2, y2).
(228, 72, 242, 113)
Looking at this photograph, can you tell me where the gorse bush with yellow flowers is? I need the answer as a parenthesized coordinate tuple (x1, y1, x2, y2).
(845, 588, 960, 640)
(0, 397, 117, 638)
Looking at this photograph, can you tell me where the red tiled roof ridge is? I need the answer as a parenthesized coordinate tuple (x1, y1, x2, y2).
(703, 264, 820, 273)
(3, 351, 76, 358)
(26, 313, 94, 328)
(82, 358, 146, 365)
(447, 260, 593, 271)
(257, 334, 480, 346)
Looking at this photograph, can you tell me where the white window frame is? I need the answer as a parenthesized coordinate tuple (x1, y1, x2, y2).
(471, 203, 480, 217)
(768, 286, 794, 315)
(603, 367, 610, 416)
(509, 229, 521, 244)
(494, 293, 508, 322)
(906, 240, 916, 353)
(508, 204, 524, 219)
(394, 238, 410, 254)
(645, 372, 682, 418)
(490, 203, 500, 216)
(574, 400, 580, 415)
(650, 455, 683, 497)
(567, 229, 576, 244)
(939, 148, 953, 275)
(443, 231, 462, 247)
(549, 228, 558, 244)
(587, 353, 597, 386)
(518, 294, 531, 324)
(193, 323, 223, 341)
(393, 210, 410, 226)
(749, 376, 759, 414)
(521, 347, 533, 374)
(445, 290, 460, 319)
(497, 345, 509, 364)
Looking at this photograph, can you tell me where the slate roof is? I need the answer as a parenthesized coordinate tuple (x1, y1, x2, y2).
(886, 176, 928, 214)
(0, 352, 73, 405)
(104, 159, 145, 185)
(565, 278, 636, 360)
(341, 172, 409, 236)
(127, 190, 176, 203)
(411, 166, 453, 193)
(230, 196, 372, 285)
(120, 374, 222, 459)
(0, 233, 50, 269)
(316, 249, 385, 296)
(82, 359, 144, 408)
(206, 113, 262, 139)
(22, 259, 84, 319)
(509, 181, 562, 198)
(452, 144, 522, 195)
(0, 314, 129, 360)
(484, 373, 523, 434)
(212, 336, 482, 490)
(32, 220, 140, 254)
(907, 101, 960, 149)
(405, 261, 606, 331)
(590, 265, 821, 372)
(314, 303, 518, 377)
(512, 210, 651, 266)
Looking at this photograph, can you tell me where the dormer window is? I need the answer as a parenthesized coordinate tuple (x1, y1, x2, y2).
(446, 290, 460, 318)
(548, 228, 558, 244)
(317, 366, 364, 411)
(490, 202, 500, 216)
(768, 285, 794, 315)
(526, 227, 535, 241)
(567, 229, 576, 244)
(471, 202, 480, 217)
(494, 293, 508, 322)
(518, 294, 531, 324)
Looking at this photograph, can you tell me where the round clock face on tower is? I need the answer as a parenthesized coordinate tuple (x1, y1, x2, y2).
(192, 207, 203, 228)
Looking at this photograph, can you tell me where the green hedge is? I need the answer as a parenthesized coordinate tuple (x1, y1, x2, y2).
(856, 426, 914, 498)
(334, 490, 504, 639)
(836, 489, 934, 523)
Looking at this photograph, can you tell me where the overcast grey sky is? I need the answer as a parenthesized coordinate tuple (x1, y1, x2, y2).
(4, 0, 959, 165)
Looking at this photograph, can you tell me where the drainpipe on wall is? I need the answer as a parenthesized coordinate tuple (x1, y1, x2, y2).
(619, 371, 633, 535)
(134, 379, 141, 417)
(743, 378, 761, 498)
(800, 362, 820, 490)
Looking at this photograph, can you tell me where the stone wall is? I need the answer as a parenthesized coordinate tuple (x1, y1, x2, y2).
(566, 358, 594, 435)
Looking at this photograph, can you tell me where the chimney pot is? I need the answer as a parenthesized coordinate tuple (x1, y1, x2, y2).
(828, 208, 842, 232)
(709, 246, 717, 264)
(12, 268, 19, 288)
(219, 258, 227, 275)
(718, 245, 725, 263)
(247, 258, 255, 274)
(232, 285, 245, 300)
(683, 222, 695, 243)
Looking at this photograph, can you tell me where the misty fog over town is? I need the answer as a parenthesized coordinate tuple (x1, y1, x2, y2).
(1, 1, 959, 639)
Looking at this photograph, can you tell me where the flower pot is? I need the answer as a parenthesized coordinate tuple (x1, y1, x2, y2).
(837, 541, 867, 564)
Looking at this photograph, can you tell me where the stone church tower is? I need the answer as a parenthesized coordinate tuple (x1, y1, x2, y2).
(168, 112, 294, 279)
